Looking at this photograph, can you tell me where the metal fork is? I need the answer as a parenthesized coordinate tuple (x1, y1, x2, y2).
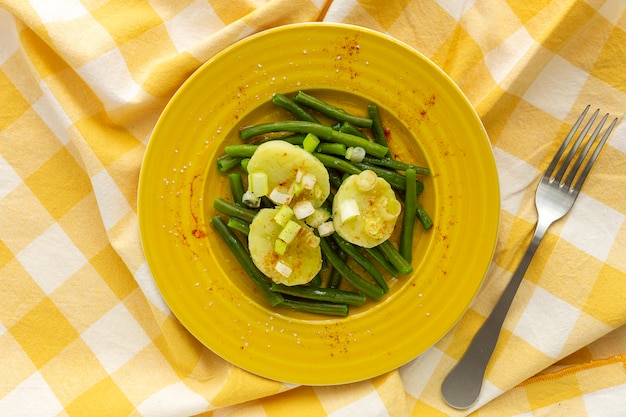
(441, 105, 619, 409)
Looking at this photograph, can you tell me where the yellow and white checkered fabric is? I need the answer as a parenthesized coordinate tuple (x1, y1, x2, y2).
(1, 0, 625, 416)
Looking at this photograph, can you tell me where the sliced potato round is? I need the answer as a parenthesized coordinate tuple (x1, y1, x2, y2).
(246, 140, 330, 207)
(248, 208, 322, 286)
(332, 170, 402, 248)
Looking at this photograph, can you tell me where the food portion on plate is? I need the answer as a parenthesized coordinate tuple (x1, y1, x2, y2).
(211, 91, 432, 317)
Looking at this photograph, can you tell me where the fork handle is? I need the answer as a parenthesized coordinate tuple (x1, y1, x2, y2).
(441, 223, 548, 409)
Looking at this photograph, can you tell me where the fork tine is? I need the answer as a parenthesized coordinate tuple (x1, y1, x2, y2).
(571, 115, 618, 192)
(544, 105, 590, 180)
(554, 108, 600, 183)
(563, 112, 608, 189)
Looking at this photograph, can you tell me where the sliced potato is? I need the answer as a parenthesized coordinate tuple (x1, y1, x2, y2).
(248, 208, 322, 285)
(246, 141, 330, 208)
(332, 170, 401, 248)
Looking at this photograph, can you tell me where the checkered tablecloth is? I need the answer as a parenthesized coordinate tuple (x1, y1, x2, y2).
(1, 1, 625, 416)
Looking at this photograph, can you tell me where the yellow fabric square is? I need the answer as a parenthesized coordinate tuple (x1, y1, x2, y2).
(0, 108, 63, 179)
(39, 338, 108, 405)
(371, 371, 408, 417)
(2, 51, 44, 105)
(523, 370, 583, 410)
(0, 333, 38, 399)
(210, 0, 256, 24)
(475, 89, 521, 145)
(315, 380, 376, 413)
(262, 386, 327, 417)
(24, 147, 92, 220)
(0, 239, 13, 268)
(90, 245, 138, 300)
(153, 315, 204, 375)
(409, 399, 449, 417)
(183, 350, 234, 402)
(505, 0, 551, 24)
(91, 0, 163, 47)
(431, 25, 483, 86)
(359, 0, 413, 31)
(50, 264, 120, 333)
(0, 259, 46, 328)
(583, 263, 626, 327)
(0, 183, 54, 255)
(537, 240, 601, 309)
(110, 344, 183, 407)
(0, 69, 32, 132)
(18, 26, 69, 79)
(74, 112, 143, 167)
(58, 193, 110, 260)
(211, 366, 284, 408)
(65, 376, 135, 417)
(591, 27, 626, 94)
(10, 297, 79, 368)
(44, 68, 102, 122)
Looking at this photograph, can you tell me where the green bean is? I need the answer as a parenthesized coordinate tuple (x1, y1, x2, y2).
(313, 153, 361, 176)
(368, 105, 388, 147)
(331, 233, 388, 292)
(227, 217, 249, 235)
(362, 246, 399, 277)
(240, 121, 388, 158)
(275, 133, 306, 145)
(228, 173, 244, 205)
(338, 122, 367, 138)
(400, 168, 417, 262)
(327, 249, 347, 289)
(240, 158, 250, 173)
(308, 273, 323, 288)
(213, 198, 257, 223)
(293, 91, 373, 128)
(272, 93, 320, 123)
(320, 237, 384, 301)
(217, 155, 241, 173)
(276, 297, 348, 317)
(316, 142, 347, 156)
(271, 283, 365, 306)
(327, 168, 344, 190)
(224, 144, 257, 158)
(210, 217, 283, 306)
(378, 240, 413, 275)
(416, 200, 433, 230)
(362, 155, 430, 175)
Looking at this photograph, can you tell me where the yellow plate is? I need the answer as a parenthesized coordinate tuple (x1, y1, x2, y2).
(138, 23, 499, 385)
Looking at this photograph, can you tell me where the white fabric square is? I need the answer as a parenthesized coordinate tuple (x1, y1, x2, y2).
(597, 0, 626, 25)
(561, 192, 624, 262)
(76, 48, 141, 111)
(513, 286, 580, 358)
(0, 155, 22, 201)
(165, 0, 224, 56)
(399, 346, 444, 399)
(137, 381, 211, 417)
(29, 0, 89, 23)
(91, 169, 133, 230)
(81, 302, 152, 374)
(33, 82, 73, 145)
(0, 371, 63, 417)
(522, 55, 589, 120)
(484, 26, 537, 85)
(328, 388, 390, 417)
(582, 383, 626, 417)
(474, 379, 504, 410)
(434, 0, 476, 20)
(492, 147, 539, 216)
(17, 223, 87, 294)
(323, 0, 360, 23)
(135, 261, 171, 314)
(0, 8, 19, 65)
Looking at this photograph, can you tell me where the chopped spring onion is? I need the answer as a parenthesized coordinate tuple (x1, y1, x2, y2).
(274, 238, 288, 255)
(348, 146, 366, 162)
(275, 261, 293, 278)
(249, 172, 269, 196)
(355, 170, 377, 191)
(305, 207, 331, 228)
(339, 199, 360, 224)
(303, 133, 320, 153)
(301, 172, 317, 190)
(318, 221, 335, 237)
(273, 204, 294, 226)
(278, 220, 301, 244)
(269, 186, 293, 205)
(293, 200, 315, 220)
(242, 190, 260, 208)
